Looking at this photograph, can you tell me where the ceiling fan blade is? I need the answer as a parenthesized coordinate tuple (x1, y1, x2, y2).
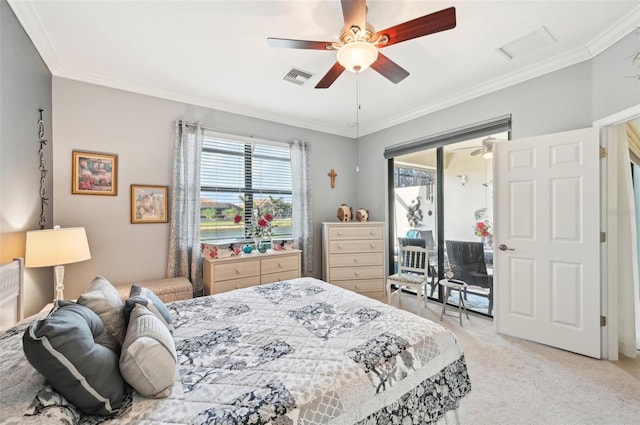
(315, 62, 346, 89)
(374, 7, 456, 48)
(341, 0, 367, 33)
(267, 37, 333, 50)
(370, 52, 409, 84)
(471, 147, 486, 156)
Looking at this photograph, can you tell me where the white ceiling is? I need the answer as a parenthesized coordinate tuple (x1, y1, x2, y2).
(9, 1, 639, 138)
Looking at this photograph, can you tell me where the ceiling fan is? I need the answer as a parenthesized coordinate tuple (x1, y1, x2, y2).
(456, 137, 506, 159)
(267, 0, 456, 89)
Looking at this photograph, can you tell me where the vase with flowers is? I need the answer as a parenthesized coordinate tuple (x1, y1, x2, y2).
(234, 211, 276, 253)
(473, 220, 493, 249)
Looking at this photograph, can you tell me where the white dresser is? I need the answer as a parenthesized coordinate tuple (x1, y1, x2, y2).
(322, 221, 385, 299)
(203, 249, 301, 295)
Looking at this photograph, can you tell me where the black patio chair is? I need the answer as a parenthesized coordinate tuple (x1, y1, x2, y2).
(445, 240, 493, 315)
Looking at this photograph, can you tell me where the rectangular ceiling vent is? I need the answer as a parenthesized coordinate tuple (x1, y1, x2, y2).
(282, 67, 313, 85)
(497, 26, 557, 61)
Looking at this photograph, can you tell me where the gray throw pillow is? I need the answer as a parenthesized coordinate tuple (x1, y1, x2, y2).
(22, 301, 125, 415)
(119, 304, 176, 398)
(77, 275, 126, 351)
(124, 284, 173, 332)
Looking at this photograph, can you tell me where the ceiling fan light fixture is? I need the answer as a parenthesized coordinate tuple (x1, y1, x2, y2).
(337, 41, 378, 73)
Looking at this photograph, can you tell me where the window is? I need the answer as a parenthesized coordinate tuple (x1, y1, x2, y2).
(394, 165, 436, 188)
(200, 132, 292, 243)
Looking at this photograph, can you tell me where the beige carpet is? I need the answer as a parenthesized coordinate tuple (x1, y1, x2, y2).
(390, 293, 640, 425)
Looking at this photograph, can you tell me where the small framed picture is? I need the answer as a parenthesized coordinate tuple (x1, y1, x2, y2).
(130, 185, 168, 224)
(72, 151, 118, 195)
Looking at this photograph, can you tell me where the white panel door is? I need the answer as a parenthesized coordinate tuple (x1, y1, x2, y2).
(495, 127, 601, 358)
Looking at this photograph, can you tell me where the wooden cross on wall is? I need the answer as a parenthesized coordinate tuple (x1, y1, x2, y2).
(328, 168, 337, 189)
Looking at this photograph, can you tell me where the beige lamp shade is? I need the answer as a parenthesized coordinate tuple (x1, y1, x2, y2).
(25, 226, 92, 267)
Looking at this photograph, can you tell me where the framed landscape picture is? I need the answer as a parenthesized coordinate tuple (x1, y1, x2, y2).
(131, 184, 168, 224)
(72, 151, 118, 195)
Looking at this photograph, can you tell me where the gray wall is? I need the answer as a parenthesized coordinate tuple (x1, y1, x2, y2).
(52, 78, 356, 300)
(0, 0, 53, 316)
(592, 31, 640, 122)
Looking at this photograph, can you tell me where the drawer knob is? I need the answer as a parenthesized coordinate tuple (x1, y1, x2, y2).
(354, 271, 360, 277)
(354, 285, 359, 290)
(278, 262, 283, 268)
(370, 243, 375, 249)
(337, 231, 343, 236)
(235, 268, 241, 274)
(337, 244, 343, 249)
(353, 258, 359, 263)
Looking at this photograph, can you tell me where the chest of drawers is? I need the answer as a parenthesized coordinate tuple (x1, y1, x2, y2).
(322, 222, 385, 299)
(203, 249, 301, 295)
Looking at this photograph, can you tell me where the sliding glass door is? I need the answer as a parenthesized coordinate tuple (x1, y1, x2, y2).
(387, 129, 507, 318)
(441, 139, 495, 316)
(390, 151, 439, 298)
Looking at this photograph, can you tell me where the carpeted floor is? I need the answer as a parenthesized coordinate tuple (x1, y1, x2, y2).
(390, 293, 640, 425)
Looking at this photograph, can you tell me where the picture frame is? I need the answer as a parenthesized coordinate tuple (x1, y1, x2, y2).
(130, 184, 169, 224)
(71, 150, 118, 195)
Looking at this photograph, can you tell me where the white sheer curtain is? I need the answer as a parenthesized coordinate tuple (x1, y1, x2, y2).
(290, 139, 313, 274)
(606, 123, 639, 359)
(167, 121, 204, 295)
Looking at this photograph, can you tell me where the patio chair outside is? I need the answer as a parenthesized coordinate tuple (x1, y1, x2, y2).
(445, 240, 493, 315)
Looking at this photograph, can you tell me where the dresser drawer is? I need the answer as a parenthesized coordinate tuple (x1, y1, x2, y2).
(261, 254, 299, 275)
(329, 265, 384, 281)
(213, 276, 262, 294)
(329, 240, 384, 254)
(261, 269, 300, 285)
(328, 225, 384, 240)
(329, 252, 384, 267)
(214, 259, 261, 281)
(332, 278, 384, 294)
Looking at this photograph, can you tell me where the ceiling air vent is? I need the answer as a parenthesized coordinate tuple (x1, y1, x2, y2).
(496, 26, 556, 61)
(282, 67, 313, 85)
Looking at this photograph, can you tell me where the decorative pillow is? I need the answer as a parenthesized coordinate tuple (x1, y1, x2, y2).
(124, 284, 174, 332)
(22, 301, 125, 415)
(77, 275, 126, 351)
(119, 304, 176, 398)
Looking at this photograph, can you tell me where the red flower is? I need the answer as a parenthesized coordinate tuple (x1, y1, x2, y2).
(257, 218, 268, 228)
(233, 214, 242, 224)
(477, 222, 485, 229)
(263, 213, 273, 222)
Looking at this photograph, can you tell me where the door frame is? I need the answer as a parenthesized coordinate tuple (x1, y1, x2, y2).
(594, 104, 640, 360)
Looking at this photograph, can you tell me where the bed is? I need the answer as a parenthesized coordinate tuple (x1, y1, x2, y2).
(0, 262, 470, 425)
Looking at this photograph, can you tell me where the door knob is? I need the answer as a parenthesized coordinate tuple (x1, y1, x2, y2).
(498, 244, 514, 251)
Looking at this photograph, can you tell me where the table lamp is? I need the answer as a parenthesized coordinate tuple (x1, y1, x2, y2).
(25, 225, 91, 305)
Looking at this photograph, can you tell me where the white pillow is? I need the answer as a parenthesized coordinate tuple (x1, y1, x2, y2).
(119, 304, 177, 398)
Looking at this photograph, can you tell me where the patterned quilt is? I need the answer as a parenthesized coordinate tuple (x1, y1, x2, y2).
(0, 277, 470, 424)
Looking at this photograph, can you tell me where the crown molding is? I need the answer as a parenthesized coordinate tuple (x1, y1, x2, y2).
(360, 46, 592, 137)
(8, 0, 62, 74)
(10, 0, 638, 140)
(361, 7, 640, 137)
(587, 4, 640, 57)
(8, 2, 353, 138)
(58, 66, 355, 138)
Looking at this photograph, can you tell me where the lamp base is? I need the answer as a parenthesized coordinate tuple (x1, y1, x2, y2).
(53, 264, 65, 306)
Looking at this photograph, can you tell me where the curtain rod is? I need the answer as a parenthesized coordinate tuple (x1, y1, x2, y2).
(175, 120, 295, 145)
